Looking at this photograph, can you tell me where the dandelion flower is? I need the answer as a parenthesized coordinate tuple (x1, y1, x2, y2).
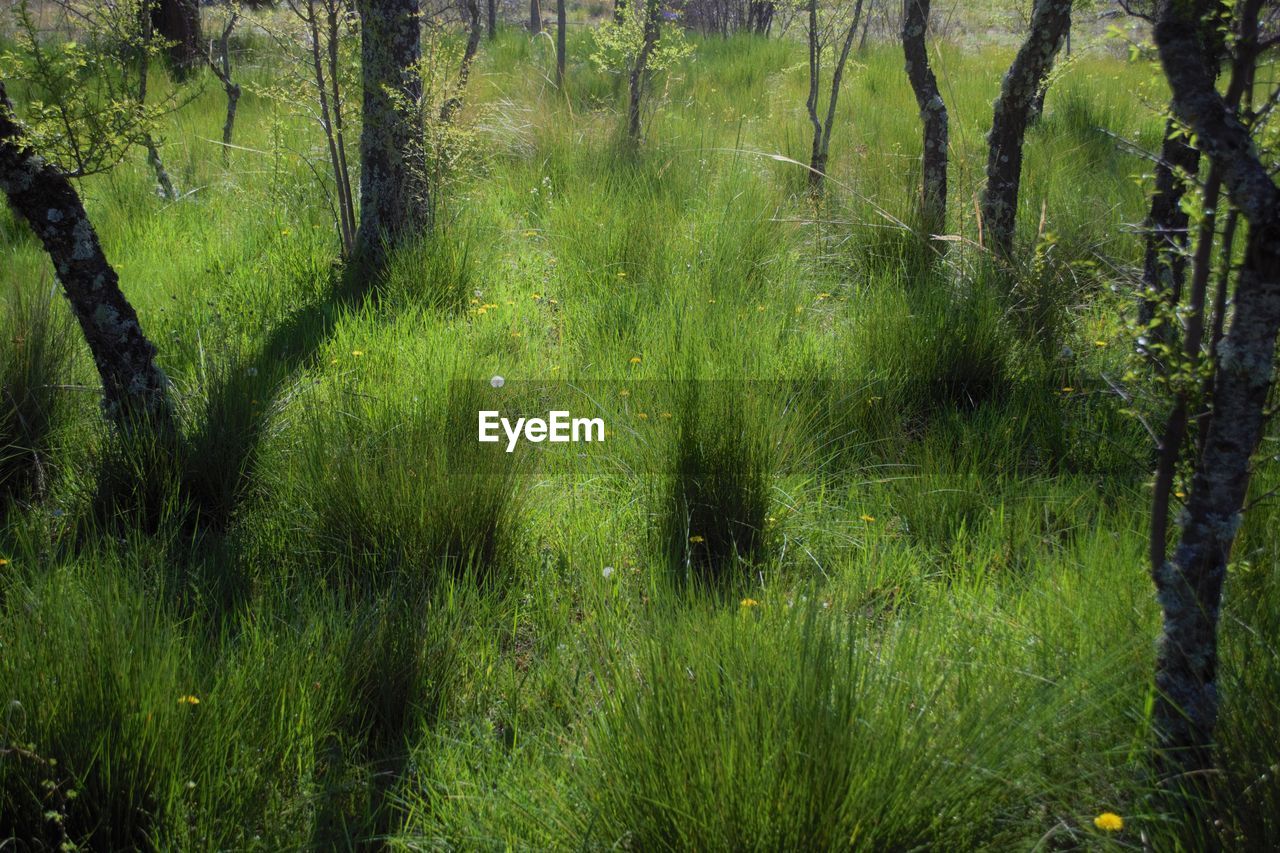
(1093, 812, 1123, 832)
(602, 566, 614, 579)
(0, 558, 9, 566)
(636, 412, 648, 420)
(689, 535, 705, 544)
(616, 271, 627, 278)
(1095, 340, 1108, 347)
(740, 598, 759, 608)
(860, 514, 876, 522)
(630, 356, 642, 364)
(351, 350, 364, 357)
(178, 695, 201, 706)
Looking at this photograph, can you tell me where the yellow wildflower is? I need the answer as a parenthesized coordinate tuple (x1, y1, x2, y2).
(860, 514, 876, 522)
(740, 598, 759, 608)
(616, 271, 627, 278)
(178, 695, 201, 706)
(636, 412, 649, 420)
(1093, 812, 1123, 832)
(1094, 339, 1108, 347)
(0, 558, 9, 566)
(630, 356, 642, 364)
(351, 350, 364, 357)
(689, 535, 705, 544)
(659, 412, 672, 419)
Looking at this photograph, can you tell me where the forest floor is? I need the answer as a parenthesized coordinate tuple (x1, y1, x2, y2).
(2, 13, 1279, 851)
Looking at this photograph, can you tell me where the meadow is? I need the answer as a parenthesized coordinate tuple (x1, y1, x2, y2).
(2, 10, 1279, 850)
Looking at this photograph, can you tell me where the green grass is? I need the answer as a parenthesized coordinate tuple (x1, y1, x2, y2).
(2, 14, 1278, 851)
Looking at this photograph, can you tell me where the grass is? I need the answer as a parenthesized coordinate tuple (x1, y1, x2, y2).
(2, 11, 1278, 851)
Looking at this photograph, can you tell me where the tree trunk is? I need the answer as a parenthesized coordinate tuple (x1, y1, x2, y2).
(806, 0, 863, 193)
(442, 0, 483, 122)
(1137, 121, 1200, 361)
(0, 80, 172, 427)
(488, 0, 497, 39)
(981, 0, 1072, 259)
(626, 0, 660, 146)
(354, 0, 429, 267)
(529, 0, 542, 32)
(902, 0, 947, 234)
(1151, 0, 1280, 785)
(556, 0, 567, 88)
(151, 0, 202, 79)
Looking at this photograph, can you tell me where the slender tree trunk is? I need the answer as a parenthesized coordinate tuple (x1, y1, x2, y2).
(205, 12, 241, 163)
(556, 0, 567, 88)
(529, 0, 542, 32)
(441, 0, 483, 122)
(1151, 0, 1280, 785)
(354, 0, 429, 267)
(902, 0, 947, 234)
(805, 0, 823, 185)
(806, 0, 863, 192)
(488, 0, 497, 39)
(152, 0, 202, 78)
(0, 80, 172, 427)
(138, 3, 179, 201)
(306, 0, 356, 256)
(981, 0, 1072, 260)
(626, 0, 660, 146)
(1138, 121, 1200, 360)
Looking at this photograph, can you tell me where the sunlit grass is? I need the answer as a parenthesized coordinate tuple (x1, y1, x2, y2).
(2, 17, 1277, 851)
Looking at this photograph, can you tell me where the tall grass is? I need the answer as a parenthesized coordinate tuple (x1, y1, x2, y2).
(0, 279, 78, 514)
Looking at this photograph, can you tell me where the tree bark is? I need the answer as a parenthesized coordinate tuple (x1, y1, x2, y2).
(488, 0, 498, 39)
(1138, 121, 1200, 358)
(556, 0, 567, 88)
(806, 0, 863, 192)
(151, 0, 202, 79)
(1151, 0, 1280, 784)
(981, 0, 1072, 259)
(626, 0, 660, 146)
(529, 0, 542, 32)
(0, 80, 172, 427)
(354, 0, 430, 267)
(902, 0, 947, 234)
(441, 0, 483, 122)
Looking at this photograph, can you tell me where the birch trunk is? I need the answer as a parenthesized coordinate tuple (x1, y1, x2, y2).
(981, 0, 1071, 259)
(354, 0, 429, 266)
(902, 0, 947, 234)
(0, 80, 172, 427)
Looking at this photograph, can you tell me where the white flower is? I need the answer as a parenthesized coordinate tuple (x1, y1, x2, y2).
(490, 376, 505, 388)
(602, 566, 614, 579)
